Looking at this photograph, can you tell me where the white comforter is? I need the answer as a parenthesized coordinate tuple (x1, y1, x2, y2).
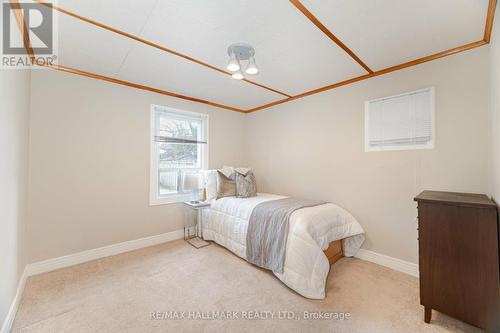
(202, 193, 365, 299)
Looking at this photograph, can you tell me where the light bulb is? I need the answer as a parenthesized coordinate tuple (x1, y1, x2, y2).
(245, 56, 259, 75)
(226, 51, 240, 72)
(231, 70, 244, 80)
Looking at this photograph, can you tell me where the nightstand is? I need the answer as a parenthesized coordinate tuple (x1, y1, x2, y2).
(183, 201, 211, 249)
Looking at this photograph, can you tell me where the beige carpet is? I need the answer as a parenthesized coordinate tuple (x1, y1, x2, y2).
(12, 240, 481, 333)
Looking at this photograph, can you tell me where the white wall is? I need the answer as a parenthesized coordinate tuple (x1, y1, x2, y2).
(0, 69, 30, 326)
(246, 47, 491, 264)
(24, 40, 495, 266)
(28, 70, 247, 262)
(491, 7, 500, 203)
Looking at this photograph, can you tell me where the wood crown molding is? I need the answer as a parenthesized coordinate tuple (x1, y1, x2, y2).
(289, 0, 373, 74)
(11, 1, 497, 114)
(11, 1, 249, 112)
(32, 0, 292, 98)
(247, 0, 497, 113)
(41, 63, 247, 113)
(246, 40, 488, 113)
(484, 0, 497, 43)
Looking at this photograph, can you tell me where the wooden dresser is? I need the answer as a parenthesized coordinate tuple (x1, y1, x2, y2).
(414, 191, 499, 331)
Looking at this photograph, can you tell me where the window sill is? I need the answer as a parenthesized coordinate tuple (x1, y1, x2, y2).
(150, 193, 191, 206)
(365, 142, 434, 152)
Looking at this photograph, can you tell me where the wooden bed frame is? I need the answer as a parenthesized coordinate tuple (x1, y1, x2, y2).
(324, 239, 344, 265)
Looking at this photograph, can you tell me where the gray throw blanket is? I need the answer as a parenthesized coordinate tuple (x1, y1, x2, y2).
(246, 198, 326, 274)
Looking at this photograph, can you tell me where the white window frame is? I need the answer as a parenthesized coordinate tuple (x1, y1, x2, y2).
(149, 105, 208, 206)
(364, 87, 435, 152)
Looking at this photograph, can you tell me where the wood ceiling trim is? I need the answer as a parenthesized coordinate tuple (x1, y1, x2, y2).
(9, 2, 248, 114)
(13, 1, 497, 115)
(247, 40, 488, 113)
(289, 0, 373, 74)
(484, 0, 498, 43)
(40, 63, 248, 113)
(32, 0, 292, 98)
(9, 0, 35, 64)
(6, 0, 270, 113)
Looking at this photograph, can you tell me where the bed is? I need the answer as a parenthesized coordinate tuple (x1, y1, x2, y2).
(202, 193, 365, 299)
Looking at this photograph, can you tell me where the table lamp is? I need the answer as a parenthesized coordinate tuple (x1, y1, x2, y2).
(183, 173, 203, 204)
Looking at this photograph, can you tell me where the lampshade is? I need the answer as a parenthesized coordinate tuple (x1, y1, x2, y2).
(226, 51, 240, 72)
(183, 173, 203, 190)
(245, 56, 259, 75)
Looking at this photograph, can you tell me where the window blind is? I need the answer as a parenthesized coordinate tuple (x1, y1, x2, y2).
(365, 87, 434, 151)
(149, 104, 208, 205)
(153, 106, 207, 144)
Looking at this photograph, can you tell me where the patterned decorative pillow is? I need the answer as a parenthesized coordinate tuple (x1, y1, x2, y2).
(235, 170, 257, 198)
(216, 170, 236, 199)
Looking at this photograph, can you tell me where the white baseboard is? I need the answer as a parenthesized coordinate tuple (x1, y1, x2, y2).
(2, 232, 416, 332)
(355, 249, 419, 277)
(27, 229, 184, 276)
(1, 268, 29, 333)
(1, 229, 184, 333)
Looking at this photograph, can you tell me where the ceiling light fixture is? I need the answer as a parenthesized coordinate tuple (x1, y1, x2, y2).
(231, 69, 244, 80)
(226, 51, 240, 72)
(245, 55, 259, 75)
(226, 43, 259, 79)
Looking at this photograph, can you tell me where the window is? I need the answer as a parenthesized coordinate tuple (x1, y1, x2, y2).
(365, 87, 435, 152)
(150, 105, 208, 205)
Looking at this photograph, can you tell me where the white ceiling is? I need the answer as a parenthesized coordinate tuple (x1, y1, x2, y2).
(300, 0, 489, 70)
(138, 0, 366, 96)
(115, 41, 282, 110)
(38, 0, 490, 110)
